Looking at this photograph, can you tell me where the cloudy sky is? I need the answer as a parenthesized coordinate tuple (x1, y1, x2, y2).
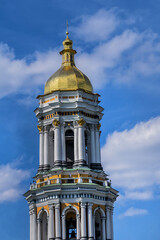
(0, 0, 160, 239)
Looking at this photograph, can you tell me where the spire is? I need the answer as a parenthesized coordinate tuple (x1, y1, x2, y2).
(59, 22, 77, 66)
(66, 20, 69, 38)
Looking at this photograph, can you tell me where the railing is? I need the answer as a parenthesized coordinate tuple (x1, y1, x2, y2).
(30, 177, 109, 190)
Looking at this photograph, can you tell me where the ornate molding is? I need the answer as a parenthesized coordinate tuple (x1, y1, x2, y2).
(78, 118, 85, 126)
(52, 119, 60, 127)
(37, 125, 43, 133)
(97, 123, 101, 131)
(29, 207, 37, 215)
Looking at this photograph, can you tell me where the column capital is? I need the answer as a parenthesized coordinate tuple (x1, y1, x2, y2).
(96, 123, 101, 131)
(44, 125, 50, 132)
(106, 205, 113, 211)
(81, 202, 87, 208)
(73, 120, 78, 127)
(52, 119, 60, 127)
(48, 204, 54, 211)
(54, 203, 60, 209)
(37, 125, 43, 133)
(29, 207, 37, 215)
(88, 202, 93, 208)
(90, 124, 95, 130)
(77, 118, 85, 127)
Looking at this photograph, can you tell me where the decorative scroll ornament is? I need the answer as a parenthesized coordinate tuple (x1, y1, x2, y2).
(37, 125, 42, 133)
(78, 118, 85, 126)
(97, 123, 101, 131)
(52, 119, 60, 127)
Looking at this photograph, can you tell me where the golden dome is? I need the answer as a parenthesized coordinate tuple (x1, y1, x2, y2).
(44, 32, 93, 95)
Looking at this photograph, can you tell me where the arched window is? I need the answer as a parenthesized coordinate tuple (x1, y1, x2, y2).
(66, 211, 77, 239)
(41, 211, 48, 240)
(95, 210, 102, 240)
(65, 129, 74, 168)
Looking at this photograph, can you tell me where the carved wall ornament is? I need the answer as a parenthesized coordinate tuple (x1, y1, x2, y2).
(37, 125, 43, 133)
(77, 118, 85, 126)
(97, 123, 101, 131)
(52, 119, 60, 127)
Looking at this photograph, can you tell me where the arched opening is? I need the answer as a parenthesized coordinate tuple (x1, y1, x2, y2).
(41, 211, 48, 240)
(95, 210, 102, 240)
(66, 211, 77, 240)
(65, 129, 74, 168)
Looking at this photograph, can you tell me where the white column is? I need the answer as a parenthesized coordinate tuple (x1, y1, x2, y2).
(76, 214, 80, 240)
(54, 126, 62, 167)
(39, 130, 44, 170)
(78, 126, 85, 165)
(30, 210, 33, 240)
(102, 217, 106, 240)
(88, 203, 94, 240)
(111, 207, 114, 240)
(74, 126, 78, 164)
(106, 207, 112, 240)
(37, 219, 41, 240)
(30, 208, 37, 240)
(44, 126, 49, 170)
(49, 131, 54, 169)
(93, 215, 95, 240)
(95, 129, 100, 164)
(55, 203, 61, 240)
(62, 214, 66, 240)
(48, 205, 54, 240)
(90, 125, 96, 165)
(61, 123, 66, 167)
(81, 202, 87, 240)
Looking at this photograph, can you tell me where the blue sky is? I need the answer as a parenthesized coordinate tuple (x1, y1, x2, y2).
(0, 0, 160, 239)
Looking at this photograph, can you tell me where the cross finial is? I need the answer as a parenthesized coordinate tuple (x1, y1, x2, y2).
(66, 20, 69, 37)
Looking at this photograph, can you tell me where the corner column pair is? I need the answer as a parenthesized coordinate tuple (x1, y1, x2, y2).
(81, 202, 94, 240)
(90, 123, 102, 170)
(106, 206, 114, 240)
(74, 119, 86, 167)
(38, 125, 50, 171)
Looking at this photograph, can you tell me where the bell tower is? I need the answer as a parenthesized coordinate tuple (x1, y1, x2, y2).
(24, 30, 118, 240)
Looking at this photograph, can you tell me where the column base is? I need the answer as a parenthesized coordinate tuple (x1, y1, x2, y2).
(38, 165, 44, 171)
(81, 237, 87, 240)
(90, 163, 103, 170)
(62, 161, 67, 168)
(54, 160, 62, 168)
(88, 237, 94, 240)
(44, 164, 50, 171)
(73, 159, 87, 167)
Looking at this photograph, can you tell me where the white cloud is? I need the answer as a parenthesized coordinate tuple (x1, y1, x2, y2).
(77, 29, 140, 88)
(0, 163, 30, 203)
(119, 207, 148, 218)
(0, 9, 160, 98)
(71, 9, 120, 42)
(0, 43, 60, 98)
(71, 10, 160, 91)
(101, 116, 160, 200)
